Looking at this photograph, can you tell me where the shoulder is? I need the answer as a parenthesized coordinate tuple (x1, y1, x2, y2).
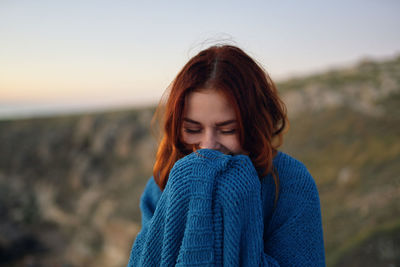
(273, 151, 309, 176)
(273, 151, 314, 183)
(145, 176, 162, 195)
(272, 151, 319, 202)
(140, 176, 162, 208)
(263, 151, 322, 233)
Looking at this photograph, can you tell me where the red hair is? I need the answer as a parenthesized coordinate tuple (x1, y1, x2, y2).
(153, 45, 288, 204)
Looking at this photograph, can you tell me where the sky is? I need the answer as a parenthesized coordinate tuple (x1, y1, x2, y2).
(1, 0, 399, 118)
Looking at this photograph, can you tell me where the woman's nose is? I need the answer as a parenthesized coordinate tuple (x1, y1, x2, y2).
(199, 131, 218, 150)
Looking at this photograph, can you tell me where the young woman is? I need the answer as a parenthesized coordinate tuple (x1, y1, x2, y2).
(128, 45, 325, 266)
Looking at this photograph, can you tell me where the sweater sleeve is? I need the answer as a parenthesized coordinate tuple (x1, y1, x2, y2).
(138, 177, 162, 229)
(127, 149, 232, 266)
(213, 153, 325, 266)
(126, 177, 161, 267)
(261, 162, 326, 266)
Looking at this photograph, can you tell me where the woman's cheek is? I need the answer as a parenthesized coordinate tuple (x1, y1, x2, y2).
(182, 133, 197, 145)
(224, 137, 242, 153)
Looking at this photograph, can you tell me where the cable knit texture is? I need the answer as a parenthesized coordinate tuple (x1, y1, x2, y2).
(128, 149, 325, 266)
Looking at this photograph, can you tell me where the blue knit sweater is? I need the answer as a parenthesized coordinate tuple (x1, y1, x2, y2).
(128, 149, 325, 266)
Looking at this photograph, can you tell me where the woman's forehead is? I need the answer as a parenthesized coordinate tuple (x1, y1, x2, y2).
(184, 89, 236, 122)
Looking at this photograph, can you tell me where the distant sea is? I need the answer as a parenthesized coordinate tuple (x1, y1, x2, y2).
(0, 100, 155, 120)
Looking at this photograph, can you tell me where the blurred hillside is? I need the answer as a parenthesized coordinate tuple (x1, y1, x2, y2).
(0, 108, 156, 266)
(0, 55, 399, 267)
(279, 55, 400, 266)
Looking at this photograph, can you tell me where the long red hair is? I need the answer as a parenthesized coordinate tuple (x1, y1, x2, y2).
(152, 45, 288, 204)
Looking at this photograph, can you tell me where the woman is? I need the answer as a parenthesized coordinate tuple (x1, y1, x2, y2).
(128, 45, 325, 266)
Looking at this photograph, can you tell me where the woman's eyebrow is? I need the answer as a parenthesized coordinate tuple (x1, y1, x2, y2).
(183, 118, 200, 125)
(183, 118, 236, 127)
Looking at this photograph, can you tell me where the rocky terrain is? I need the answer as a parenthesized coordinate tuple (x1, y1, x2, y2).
(0, 54, 399, 266)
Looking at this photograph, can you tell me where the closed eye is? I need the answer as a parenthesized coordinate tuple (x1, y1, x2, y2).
(220, 129, 236, 134)
(184, 128, 201, 134)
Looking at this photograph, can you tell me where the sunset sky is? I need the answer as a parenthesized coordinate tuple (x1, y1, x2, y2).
(1, 0, 399, 118)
